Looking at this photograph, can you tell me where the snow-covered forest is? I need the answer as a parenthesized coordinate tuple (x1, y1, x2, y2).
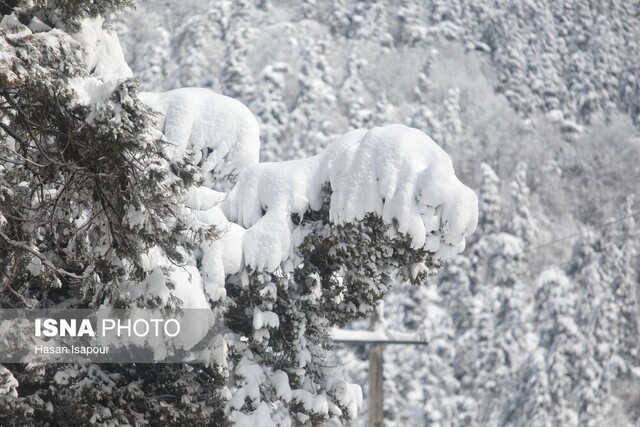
(0, 0, 639, 425)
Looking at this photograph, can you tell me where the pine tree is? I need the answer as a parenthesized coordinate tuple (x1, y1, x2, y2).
(340, 55, 372, 130)
(130, 12, 172, 91)
(0, 4, 222, 424)
(397, 0, 428, 47)
(220, 1, 256, 105)
(509, 161, 537, 247)
(611, 195, 639, 363)
(438, 255, 474, 335)
(478, 162, 501, 235)
(0, 4, 202, 310)
(566, 232, 625, 426)
(440, 87, 463, 150)
(327, 0, 350, 37)
(298, 0, 316, 20)
(462, 232, 528, 425)
(505, 268, 585, 426)
(287, 39, 336, 158)
(372, 93, 395, 126)
(251, 62, 291, 161)
(347, 0, 393, 47)
(172, 16, 214, 89)
(411, 51, 441, 141)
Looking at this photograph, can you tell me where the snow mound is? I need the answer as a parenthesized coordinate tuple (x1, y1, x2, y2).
(140, 88, 260, 186)
(225, 124, 478, 271)
(68, 18, 133, 120)
(72, 18, 132, 82)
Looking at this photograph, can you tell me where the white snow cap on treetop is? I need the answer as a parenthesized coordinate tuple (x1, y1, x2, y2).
(225, 124, 478, 270)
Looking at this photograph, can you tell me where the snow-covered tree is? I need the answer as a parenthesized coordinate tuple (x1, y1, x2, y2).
(478, 162, 501, 235)
(326, 0, 350, 37)
(440, 87, 463, 150)
(172, 15, 214, 89)
(611, 195, 639, 363)
(131, 12, 171, 91)
(396, 0, 428, 47)
(411, 51, 441, 141)
(0, 3, 203, 311)
(502, 268, 584, 426)
(340, 55, 372, 130)
(251, 62, 291, 162)
(298, 0, 317, 20)
(347, 0, 393, 47)
(438, 255, 474, 335)
(386, 291, 460, 426)
(509, 161, 537, 247)
(373, 93, 395, 126)
(0, 3, 221, 424)
(287, 39, 337, 158)
(220, 1, 255, 105)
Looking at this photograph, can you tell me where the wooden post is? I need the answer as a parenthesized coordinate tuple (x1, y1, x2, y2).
(368, 343, 384, 427)
(331, 311, 428, 427)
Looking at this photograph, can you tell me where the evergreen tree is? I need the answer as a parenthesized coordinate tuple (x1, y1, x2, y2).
(411, 51, 442, 141)
(612, 195, 639, 363)
(440, 87, 463, 150)
(372, 93, 395, 126)
(0, 4, 202, 311)
(396, 0, 428, 47)
(509, 161, 537, 247)
(340, 55, 372, 130)
(0, 4, 222, 425)
(220, 1, 255, 105)
(251, 62, 291, 161)
(327, 0, 350, 37)
(478, 162, 501, 235)
(172, 15, 214, 89)
(347, 0, 393, 47)
(0, 5, 481, 423)
(438, 255, 474, 335)
(298, 0, 316, 20)
(505, 268, 585, 426)
(287, 39, 336, 158)
(130, 12, 171, 91)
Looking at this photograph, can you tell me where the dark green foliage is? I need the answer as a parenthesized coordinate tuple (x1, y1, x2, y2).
(0, 363, 227, 426)
(6, 0, 134, 31)
(223, 189, 440, 422)
(0, 6, 227, 425)
(0, 14, 204, 308)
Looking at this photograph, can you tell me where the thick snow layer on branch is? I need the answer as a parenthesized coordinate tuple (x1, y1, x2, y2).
(72, 18, 132, 82)
(140, 88, 260, 186)
(224, 124, 478, 271)
(68, 18, 132, 120)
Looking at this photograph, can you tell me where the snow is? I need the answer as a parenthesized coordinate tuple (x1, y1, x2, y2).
(67, 18, 133, 121)
(253, 309, 280, 330)
(271, 371, 293, 402)
(292, 389, 332, 416)
(225, 124, 478, 271)
(140, 88, 260, 186)
(72, 18, 132, 82)
(328, 379, 363, 420)
(186, 187, 247, 302)
(230, 402, 277, 427)
(0, 365, 18, 397)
